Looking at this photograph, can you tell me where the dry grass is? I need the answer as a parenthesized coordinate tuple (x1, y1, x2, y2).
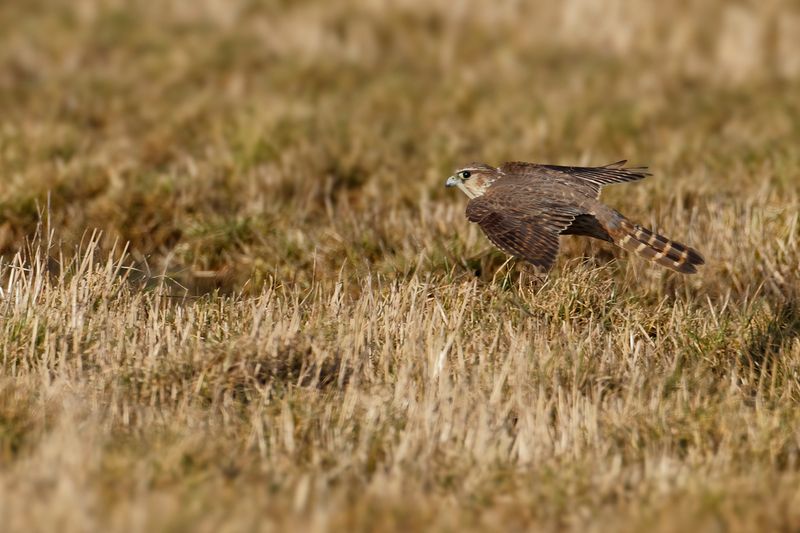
(1, 0, 800, 531)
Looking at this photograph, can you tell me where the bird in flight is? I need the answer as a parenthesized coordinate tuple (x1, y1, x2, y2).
(445, 160, 704, 274)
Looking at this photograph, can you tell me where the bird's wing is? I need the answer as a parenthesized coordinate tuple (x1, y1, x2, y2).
(465, 182, 578, 270)
(500, 160, 650, 198)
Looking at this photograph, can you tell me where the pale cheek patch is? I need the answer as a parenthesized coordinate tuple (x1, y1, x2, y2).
(455, 182, 478, 199)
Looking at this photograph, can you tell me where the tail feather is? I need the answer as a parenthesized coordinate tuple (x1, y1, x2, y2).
(615, 219, 704, 274)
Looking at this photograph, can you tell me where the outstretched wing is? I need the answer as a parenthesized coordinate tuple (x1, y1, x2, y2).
(500, 160, 650, 198)
(465, 181, 578, 270)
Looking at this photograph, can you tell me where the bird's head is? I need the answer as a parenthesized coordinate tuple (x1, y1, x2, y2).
(445, 163, 501, 199)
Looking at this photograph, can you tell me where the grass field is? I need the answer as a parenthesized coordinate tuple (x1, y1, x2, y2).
(1, 1, 800, 531)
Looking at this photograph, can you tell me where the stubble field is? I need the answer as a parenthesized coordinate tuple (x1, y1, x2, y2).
(1, 1, 799, 531)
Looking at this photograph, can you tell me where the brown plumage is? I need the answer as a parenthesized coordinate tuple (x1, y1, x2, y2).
(445, 160, 704, 274)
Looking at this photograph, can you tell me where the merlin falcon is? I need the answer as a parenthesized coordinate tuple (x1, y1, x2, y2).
(445, 160, 704, 274)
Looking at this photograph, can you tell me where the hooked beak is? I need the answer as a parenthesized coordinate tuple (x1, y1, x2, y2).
(445, 175, 459, 188)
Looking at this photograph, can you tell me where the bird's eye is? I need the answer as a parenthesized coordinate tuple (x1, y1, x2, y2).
(461, 171, 471, 179)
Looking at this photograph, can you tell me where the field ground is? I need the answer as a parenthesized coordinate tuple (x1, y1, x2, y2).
(1, 1, 800, 531)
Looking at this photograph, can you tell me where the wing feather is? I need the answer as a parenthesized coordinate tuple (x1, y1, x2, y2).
(499, 160, 650, 198)
(465, 184, 577, 270)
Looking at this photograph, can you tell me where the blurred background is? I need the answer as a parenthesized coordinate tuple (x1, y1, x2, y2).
(1, 0, 798, 291)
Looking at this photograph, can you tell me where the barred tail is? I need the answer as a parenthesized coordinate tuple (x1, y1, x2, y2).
(615, 219, 705, 274)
